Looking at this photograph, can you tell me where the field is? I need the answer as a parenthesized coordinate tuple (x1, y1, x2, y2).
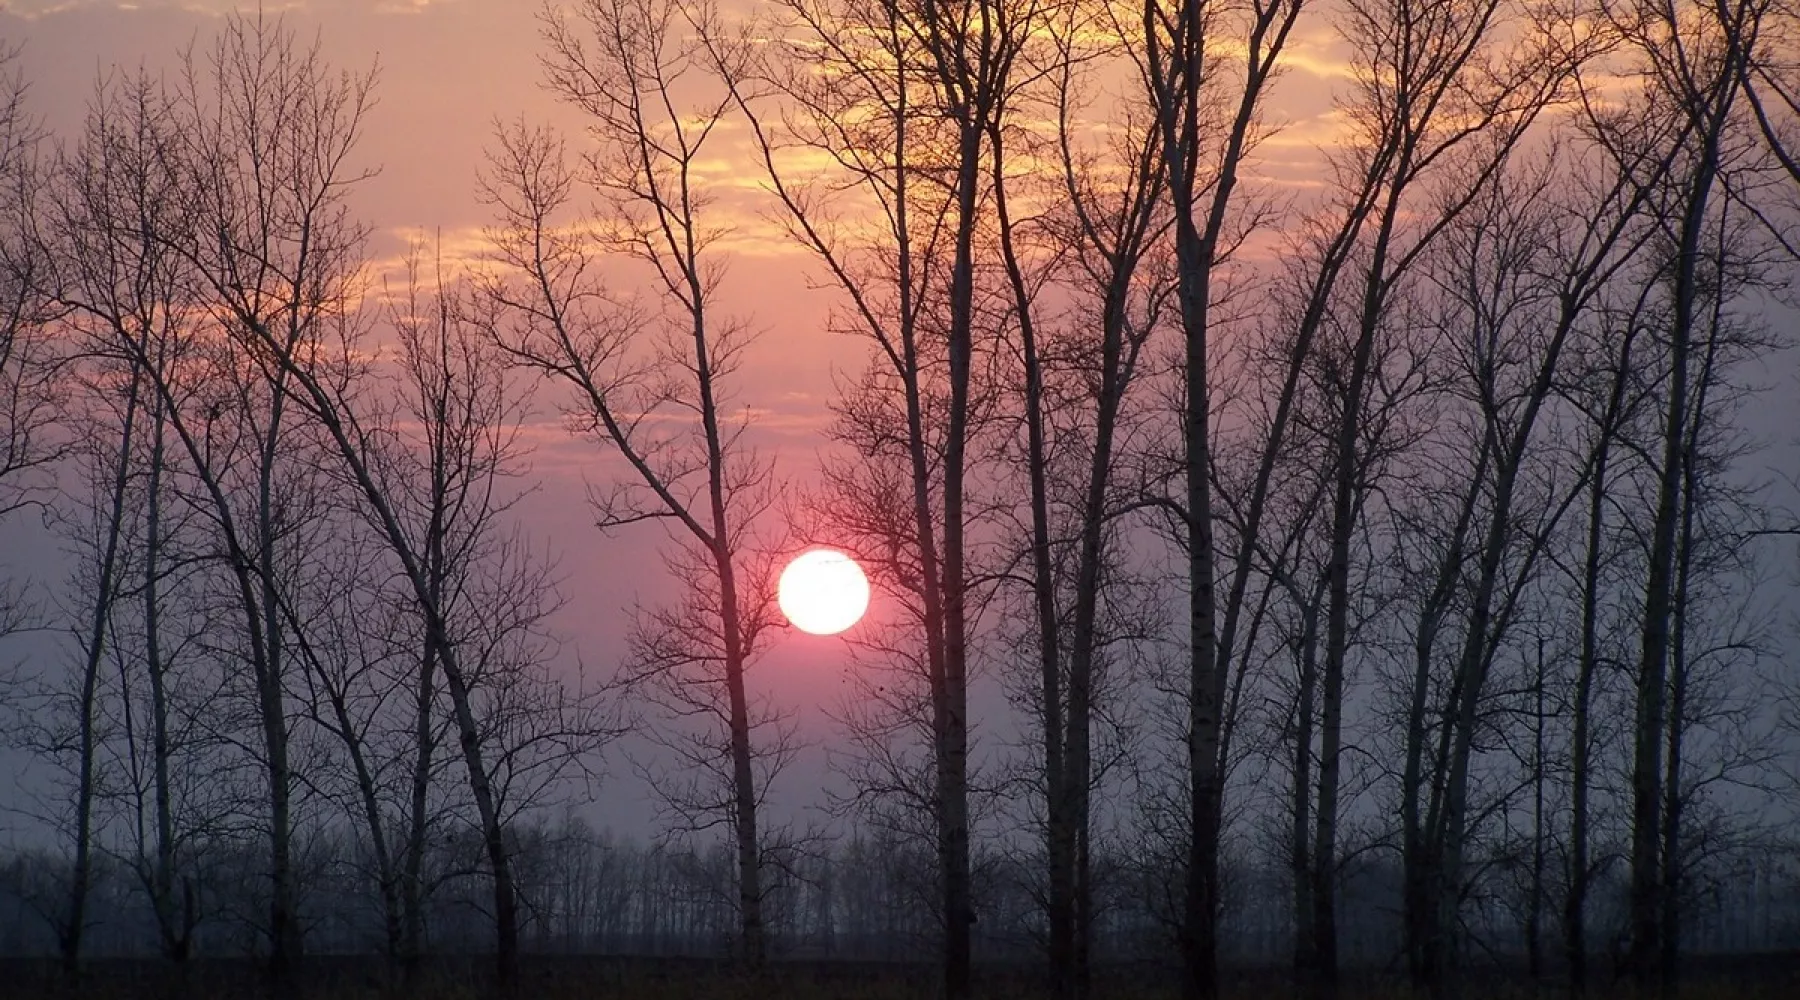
(5, 954, 1799, 1000)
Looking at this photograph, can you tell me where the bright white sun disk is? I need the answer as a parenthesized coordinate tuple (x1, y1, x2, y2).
(778, 549, 870, 636)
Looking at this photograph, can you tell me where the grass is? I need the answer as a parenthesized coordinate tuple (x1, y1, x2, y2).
(3, 954, 1796, 1000)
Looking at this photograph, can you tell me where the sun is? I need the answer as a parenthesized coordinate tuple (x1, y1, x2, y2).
(778, 548, 870, 636)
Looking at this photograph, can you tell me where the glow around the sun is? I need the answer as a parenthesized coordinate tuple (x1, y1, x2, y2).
(777, 548, 870, 636)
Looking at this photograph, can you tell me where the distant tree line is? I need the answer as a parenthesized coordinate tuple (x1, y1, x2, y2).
(3, 815, 1796, 969)
(2, 3, 1800, 1000)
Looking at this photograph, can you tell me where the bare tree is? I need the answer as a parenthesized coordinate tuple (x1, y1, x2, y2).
(884, 3, 1039, 989)
(156, 23, 377, 978)
(1605, 0, 1767, 987)
(988, 7, 1171, 993)
(1255, 4, 1599, 992)
(280, 241, 590, 983)
(480, 0, 783, 967)
(1136, 0, 1303, 991)
(0, 43, 55, 524)
(712, 0, 1051, 990)
(158, 15, 558, 985)
(1556, 138, 1666, 1000)
(55, 360, 141, 975)
(33, 66, 206, 976)
(9, 323, 144, 978)
(715, 4, 968, 927)
(1396, 75, 1686, 989)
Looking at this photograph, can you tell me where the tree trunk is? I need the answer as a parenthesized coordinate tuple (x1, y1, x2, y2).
(1659, 269, 1721, 990)
(1313, 278, 1381, 1000)
(256, 377, 299, 989)
(884, 53, 954, 999)
(1147, 8, 1320, 991)
(144, 382, 185, 963)
(323, 681, 400, 963)
(1401, 447, 1488, 991)
(1317, 141, 1419, 994)
(938, 110, 983, 1000)
(717, 550, 766, 969)
(1629, 136, 1722, 998)
(64, 358, 144, 978)
(1565, 189, 1651, 995)
(1290, 587, 1319, 983)
(1566, 386, 1618, 997)
(401, 618, 437, 980)
(437, 653, 520, 987)
(690, 217, 766, 970)
(1527, 640, 1546, 983)
(992, 121, 1072, 996)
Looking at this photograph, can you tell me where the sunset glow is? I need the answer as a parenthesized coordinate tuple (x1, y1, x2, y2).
(777, 549, 870, 636)
(5, 2, 1799, 996)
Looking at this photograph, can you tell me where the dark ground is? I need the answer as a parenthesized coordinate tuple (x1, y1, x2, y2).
(3, 953, 1798, 1000)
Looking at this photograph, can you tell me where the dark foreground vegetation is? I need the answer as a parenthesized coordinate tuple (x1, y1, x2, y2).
(5, 954, 1800, 1000)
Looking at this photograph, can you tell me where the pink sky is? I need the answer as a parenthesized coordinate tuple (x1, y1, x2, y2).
(6, 0, 1797, 843)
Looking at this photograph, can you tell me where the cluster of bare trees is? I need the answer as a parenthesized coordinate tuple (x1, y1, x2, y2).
(615, 0, 1800, 998)
(3, 2, 1800, 1000)
(0, 14, 611, 994)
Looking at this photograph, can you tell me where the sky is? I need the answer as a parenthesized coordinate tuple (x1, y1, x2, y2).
(0, 0, 886, 844)
(2, 0, 1799, 849)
